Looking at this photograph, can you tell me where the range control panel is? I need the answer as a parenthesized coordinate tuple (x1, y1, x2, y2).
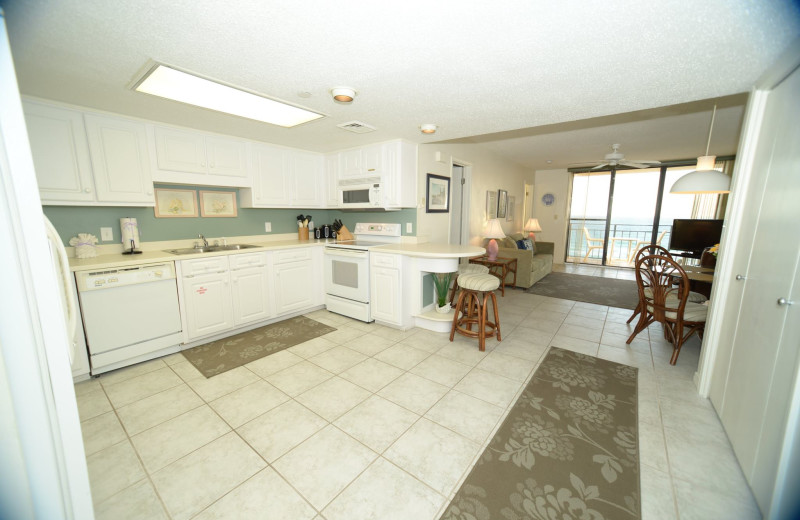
(76, 263, 175, 292)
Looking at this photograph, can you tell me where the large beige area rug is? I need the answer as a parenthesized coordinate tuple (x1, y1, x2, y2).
(182, 316, 336, 378)
(441, 347, 640, 520)
(526, 272, 640, 310)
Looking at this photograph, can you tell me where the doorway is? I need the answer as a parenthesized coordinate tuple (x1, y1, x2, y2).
(449, 162, 471, 245)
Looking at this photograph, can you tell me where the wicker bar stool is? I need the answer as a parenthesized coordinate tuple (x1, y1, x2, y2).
(448, 263, 490, 305)
(449, 273, 501, 351)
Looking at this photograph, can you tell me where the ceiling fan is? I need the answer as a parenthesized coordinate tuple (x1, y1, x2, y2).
(570, 144, 661, 170)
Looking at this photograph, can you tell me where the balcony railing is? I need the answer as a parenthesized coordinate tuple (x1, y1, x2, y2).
(567, 219, 672, 266)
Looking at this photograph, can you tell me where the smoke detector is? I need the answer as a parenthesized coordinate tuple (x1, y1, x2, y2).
(337, 120, 376, 134)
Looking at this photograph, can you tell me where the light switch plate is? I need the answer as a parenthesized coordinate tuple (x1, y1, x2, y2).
(264, 222, 272, 232)
(100, 227, 113, 241)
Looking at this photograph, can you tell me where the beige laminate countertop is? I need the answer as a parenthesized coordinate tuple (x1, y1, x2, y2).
(68, 239, 336, 272)
(372, 243, 485, 258)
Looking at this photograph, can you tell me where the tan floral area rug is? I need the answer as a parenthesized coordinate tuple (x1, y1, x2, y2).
(182, 316, 336, 378)
(441, 347, 640, 520)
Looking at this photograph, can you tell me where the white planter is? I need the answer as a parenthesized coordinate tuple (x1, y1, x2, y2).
(435, 303, 451, 314)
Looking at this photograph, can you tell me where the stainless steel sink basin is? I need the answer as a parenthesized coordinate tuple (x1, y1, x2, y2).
(164, 244, 259, 255)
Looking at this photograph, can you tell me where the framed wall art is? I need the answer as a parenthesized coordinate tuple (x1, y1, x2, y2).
(425, 173, 450, 213)
(506, 196, 515, 221)
(154, 188, 198, 218)
(486, 190, 498, 219)
(497, 189, 508, 219)
(199, 190, 238, 217)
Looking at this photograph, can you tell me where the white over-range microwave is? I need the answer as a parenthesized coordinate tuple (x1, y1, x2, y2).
(338, 177, 383, 208)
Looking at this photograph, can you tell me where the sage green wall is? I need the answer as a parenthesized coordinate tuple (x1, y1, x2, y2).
(44, 185, 418, 245)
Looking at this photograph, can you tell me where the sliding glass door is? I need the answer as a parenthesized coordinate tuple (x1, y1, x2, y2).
(566, 162, 726, 266)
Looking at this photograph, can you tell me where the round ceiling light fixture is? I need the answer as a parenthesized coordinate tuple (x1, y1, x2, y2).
(420, 124, 437, 134)
(330, 87, 356, 103)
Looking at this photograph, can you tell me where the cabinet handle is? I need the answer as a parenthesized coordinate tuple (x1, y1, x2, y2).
(210, 162, 215, 168)
(777, 298, 795, 306)
(147, 190, 153, 195)
(84, 187, 91, 193)
(367, 168, 376, 172)
(201, 162, 206, 167)
(735, 274, 746, 281)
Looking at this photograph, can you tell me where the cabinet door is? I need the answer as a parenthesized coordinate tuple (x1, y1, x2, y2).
(182, 271, 233, 340)
(381, 141, 400, 207)
(290, 151, 323, 207)
(324, 154, 340, 207)
(251, 144, 290, 206)
(206, 136, 247, 178)
(84, 114, 154, 204)
(154, 127, 207, 173)
(274, 261, 314, 314)
(371, 267, 400, 324)
(23, 102, 95, 203)
(231, 266, 272, 326)
(339, 148, 362, 178)
(362, 144, 384, 177)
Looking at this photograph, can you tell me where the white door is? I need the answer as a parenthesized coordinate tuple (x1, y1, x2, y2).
(274, 262, 314, 314)
(23, 101, 96, 203)
(84, 114, 154, 204)
(291, 151, 323, 207)
(154, 126, 206, 173)
(182, 272, 233, 339)
(252, 143, 290, 206)
(205, 135, 247, 178)
(709, 61, 800, 516)
(371, 267, 400, 324)
(231, 266, 272, 326)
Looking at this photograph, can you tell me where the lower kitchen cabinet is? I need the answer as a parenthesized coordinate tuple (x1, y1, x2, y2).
(274, 261, 315, 315)
(230, 256, 273, 325)
(182, 270, 235, 340)
(370, 253, 403, 326)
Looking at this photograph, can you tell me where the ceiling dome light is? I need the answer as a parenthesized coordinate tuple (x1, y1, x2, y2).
(330, 87, 356, 103)
(420, 124, 437, 134)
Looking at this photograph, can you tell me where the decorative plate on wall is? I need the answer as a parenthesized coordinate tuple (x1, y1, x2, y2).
(541, 193, 555, 206)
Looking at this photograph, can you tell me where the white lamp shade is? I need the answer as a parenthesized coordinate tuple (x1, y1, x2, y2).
(524, 218, 542, 232)
(484, 218, 506, 239)
(670, 156, 731, 194)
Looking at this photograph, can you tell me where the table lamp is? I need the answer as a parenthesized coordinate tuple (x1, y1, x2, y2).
(524, 218, 542, 242)
(484, 218, 506, 261)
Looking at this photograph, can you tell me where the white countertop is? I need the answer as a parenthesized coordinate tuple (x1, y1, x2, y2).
(372, 243, 485, 258)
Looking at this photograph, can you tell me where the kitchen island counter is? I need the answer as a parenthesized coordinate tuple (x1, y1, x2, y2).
(372, 243, 484, 258)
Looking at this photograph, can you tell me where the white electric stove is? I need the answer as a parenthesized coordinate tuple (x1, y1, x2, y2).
(324, 223, 401, 321)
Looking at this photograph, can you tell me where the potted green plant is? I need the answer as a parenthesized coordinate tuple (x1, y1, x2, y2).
(433, 272, 454, 313)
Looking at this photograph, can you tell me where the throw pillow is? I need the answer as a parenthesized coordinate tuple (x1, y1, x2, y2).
(517, 238, 535, 251)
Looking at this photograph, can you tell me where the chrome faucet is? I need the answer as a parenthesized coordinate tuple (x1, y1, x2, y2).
(198, 234, 209, 248)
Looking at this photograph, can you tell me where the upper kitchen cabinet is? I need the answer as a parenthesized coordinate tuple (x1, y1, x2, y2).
(84, 114, 154, 204)
(24, 101, 155, 206)
(23, 101, 95, 204)
(338, 143, 384, 179)
(324, 154, 339, 207)
(240, 143, 324, 208)
(151, 126, 249, 187)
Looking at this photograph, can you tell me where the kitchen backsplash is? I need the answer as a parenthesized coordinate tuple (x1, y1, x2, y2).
(43, 185, 417, 245)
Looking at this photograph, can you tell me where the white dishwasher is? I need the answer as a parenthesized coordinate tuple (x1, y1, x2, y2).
(76, 262, 183, 375)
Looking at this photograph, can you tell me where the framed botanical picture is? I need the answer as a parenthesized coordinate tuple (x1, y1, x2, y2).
(486, 190, 498, 219)
(425, 173, 450, 213)
(154, 188, 198, 218)
(507, 196, 515, 222)
(199, 190, 238, 217)
(497, 189, 508, 218)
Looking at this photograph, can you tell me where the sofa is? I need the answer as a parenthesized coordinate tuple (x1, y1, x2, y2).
(485, 232, 554, 289)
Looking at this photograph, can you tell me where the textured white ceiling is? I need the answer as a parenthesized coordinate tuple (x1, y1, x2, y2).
(3, 0, 799, 167)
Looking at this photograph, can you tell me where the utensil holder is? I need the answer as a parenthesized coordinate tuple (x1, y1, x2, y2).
(298, 227, 309, 240)
(337, 225, 354, 241)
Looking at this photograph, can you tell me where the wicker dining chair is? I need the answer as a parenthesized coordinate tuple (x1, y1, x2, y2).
(626, 254, 707, 365)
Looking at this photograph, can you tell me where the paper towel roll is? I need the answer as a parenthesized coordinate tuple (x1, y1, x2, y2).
(120, 218, 140, 251)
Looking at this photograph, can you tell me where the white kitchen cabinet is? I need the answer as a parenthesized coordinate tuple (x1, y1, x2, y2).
(337, 144, 383, 179)
(333, 140, 417, 208)
(182, 270, 235, 340)
(84, 114, 154, 204)
(152, 126, 249, 186)
(230, 253, 273, 326)
(273, 248, 315, 315)
(241, 143, 323, 208)
(23, 101, 95, 203)
(370, 253, 403, 325)
(324, 153, 340, 207)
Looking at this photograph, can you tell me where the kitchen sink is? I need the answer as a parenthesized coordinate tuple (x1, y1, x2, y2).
(163, 244, 259, 255)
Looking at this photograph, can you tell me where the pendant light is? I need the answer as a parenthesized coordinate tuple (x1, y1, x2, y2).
(670, 105, 731, 194)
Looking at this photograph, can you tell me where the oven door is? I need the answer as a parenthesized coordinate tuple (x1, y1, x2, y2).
(324, 248, 370, 303)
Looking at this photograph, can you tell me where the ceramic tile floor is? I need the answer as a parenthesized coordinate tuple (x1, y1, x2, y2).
(74, 281, 761, 520)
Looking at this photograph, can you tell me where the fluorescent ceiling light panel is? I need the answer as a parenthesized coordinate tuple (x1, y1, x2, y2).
(134, 64, 324, 127)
